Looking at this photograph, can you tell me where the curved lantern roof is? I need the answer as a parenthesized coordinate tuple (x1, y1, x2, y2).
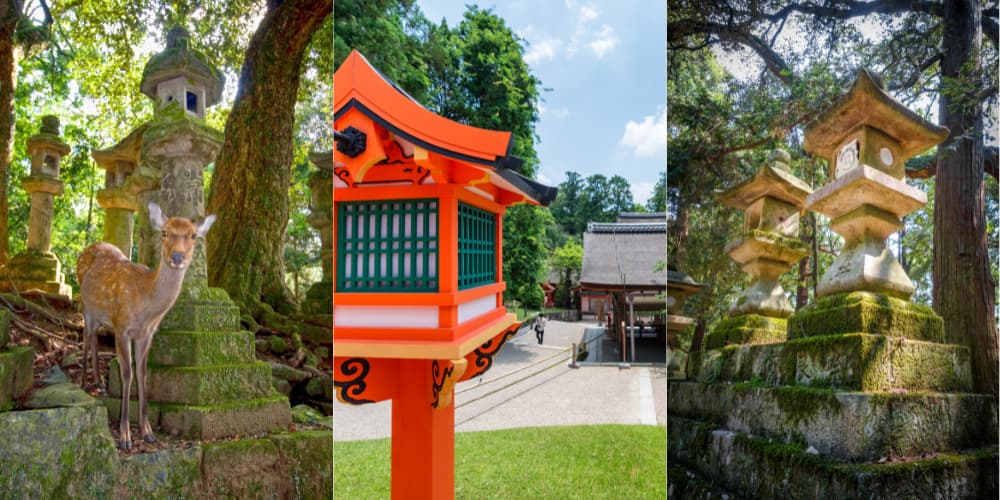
(334, 50, 557, 206)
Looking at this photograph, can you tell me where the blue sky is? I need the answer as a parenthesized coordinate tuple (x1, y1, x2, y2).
(417, 0, 666, 205)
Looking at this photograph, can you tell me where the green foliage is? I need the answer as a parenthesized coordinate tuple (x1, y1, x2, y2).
(549, 239, 582, 308)
(550, 171, 634, 235)
(646, 170, 666, 212)
(503, 204, 549, 309)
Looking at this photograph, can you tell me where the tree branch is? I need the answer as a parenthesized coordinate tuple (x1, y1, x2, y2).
(669, 19, 795, 84)
(904, 146, 998, 180)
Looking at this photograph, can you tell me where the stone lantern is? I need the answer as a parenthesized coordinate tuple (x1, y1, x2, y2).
(300, 150, 333, 322)
(91, 127, 143, 257)
(0, 116, 72, 297)
(666, 266, 703, 379)
(707, 149, 811, 349)
(788, 70, 948, 340)
(105, 26, 290, 440)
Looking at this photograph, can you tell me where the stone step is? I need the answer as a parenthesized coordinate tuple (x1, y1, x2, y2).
(149, 330, 256, 367)
(696, 333, 972, 392)
(109, 359, 275, 405)
(668, 415, 999, 499)
(667, 462, 734, 499)
(102, 394, 292, 441)
(0, 309, 9, 348)
(669, 381, 997, 461)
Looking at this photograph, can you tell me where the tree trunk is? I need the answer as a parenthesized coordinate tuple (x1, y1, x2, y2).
(206, 0, 331, 318)
(0, 14, 17, 266)
(933, 0, 998, 401)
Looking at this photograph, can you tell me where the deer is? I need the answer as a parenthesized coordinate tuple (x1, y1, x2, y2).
(77, 201, 216, 450)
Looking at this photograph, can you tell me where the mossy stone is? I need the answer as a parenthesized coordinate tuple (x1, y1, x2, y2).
(201, 438, 284, 497)
(109, 358, 275, 405)
(1, 345, 35, 399)
(159, 302, 240, 332)
(150, 330, 256, 367)
(668, 414, 999, 498)
(0, 309, 9, 348)
(157, 395, 292, 440)
(270, 431, 333, 499)
(706, 314, 787, 350)
(787, 291, 943, 342)
(269, 335, 288, 354)
(115, 446, 201, 497)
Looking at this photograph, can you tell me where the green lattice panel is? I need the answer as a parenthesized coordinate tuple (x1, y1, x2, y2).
(458, 202, 496, 290)
(336, 199, 439, 292)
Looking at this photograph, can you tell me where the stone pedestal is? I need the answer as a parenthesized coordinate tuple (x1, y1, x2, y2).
(107, 29, 291, 439)
(96, 187, 138, 257)
(666, 267, 704, 379)
(0, 310, 34, 411)
(0, 116, 72, 298)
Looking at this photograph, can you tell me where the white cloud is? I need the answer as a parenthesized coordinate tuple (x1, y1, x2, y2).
(525, 37, 562, 66)
(579, 5, 599, 22)
(537, 172, 553, 185)
(631, 181, 657, 206)
(621, 108, 667, 158)
(589, 25, 619, 58)
(551, 106, 569, 119)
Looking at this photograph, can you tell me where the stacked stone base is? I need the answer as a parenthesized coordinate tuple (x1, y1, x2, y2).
(108, 292, 291, 439)
(0, 251, 72, 297)
(671, 293, 999, 497)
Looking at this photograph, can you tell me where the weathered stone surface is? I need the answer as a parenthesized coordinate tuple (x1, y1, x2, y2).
(109, 358, 274, 405)
(1, 345, 36, 399)
(0, 406, 118, 498)
(157, 395, 292, 440)
(668, 415, 999, 499)
(158, 301, 240, 332)
(667, 462, 734, 499)
(270, 430, 333, 499)
(24, 382, 97, 409)
(292, 404, 325, 424)
(115, 446, 201, 497)
(270, 335, 288, 354)
(201, 438, 285, 497)
(698, 333, 972, 392)
(705, 315, 787, 350)
(669, 381, 996, 461)
(149, 330, 255, 366)
(270, 362, 310, 383)
(273, 377, 292, 396)
(99, 396, 163, 427)
(787, 292, 943, 341)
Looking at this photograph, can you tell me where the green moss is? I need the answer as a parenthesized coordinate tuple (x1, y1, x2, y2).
(772, 385, 839, 424)
(787, 292, 943, 342)
(744, 229, 809, 252)
(705, 314, 787, 350)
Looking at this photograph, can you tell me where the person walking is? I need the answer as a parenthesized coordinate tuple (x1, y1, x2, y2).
(535, 313, 546, 344)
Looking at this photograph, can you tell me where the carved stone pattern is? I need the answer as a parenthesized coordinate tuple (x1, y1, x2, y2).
(334, 358, 375, 405)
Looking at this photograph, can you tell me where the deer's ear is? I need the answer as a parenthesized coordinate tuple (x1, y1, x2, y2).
(196, 214, 217, 238)
(149, 202, 166, 230)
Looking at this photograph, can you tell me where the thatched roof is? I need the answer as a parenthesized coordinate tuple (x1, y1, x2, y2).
(580, 222, 665, 291)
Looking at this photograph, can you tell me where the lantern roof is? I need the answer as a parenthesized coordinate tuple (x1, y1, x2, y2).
(140, 26, 224, 107)
(92, 124, 147, 170)
(803, 69, 948, 160)
(716, 149, 812, 210)
(334, 50, 556, 206)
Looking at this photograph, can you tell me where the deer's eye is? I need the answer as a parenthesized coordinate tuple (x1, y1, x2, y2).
(190, 234, 196, 240)
(162, 231, 168, 238)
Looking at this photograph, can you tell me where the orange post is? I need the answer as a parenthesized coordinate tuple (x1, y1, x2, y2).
(391, 359, 455, 499)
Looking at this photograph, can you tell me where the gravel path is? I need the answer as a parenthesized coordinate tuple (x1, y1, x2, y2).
(334, 320, 666, 442)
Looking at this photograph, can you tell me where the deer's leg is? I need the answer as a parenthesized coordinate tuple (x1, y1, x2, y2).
(135, 334, 156, 443)
(116, 335, 134, 450)
(81, 314, 92, 387)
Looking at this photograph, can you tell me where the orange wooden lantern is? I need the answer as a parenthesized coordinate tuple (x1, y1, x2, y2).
(333, 51, 556, 499)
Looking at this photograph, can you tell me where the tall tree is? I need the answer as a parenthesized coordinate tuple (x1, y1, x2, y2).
(551, 171, 585, 234)
(607, 175, 634, 215)
(206, 0, 332, 317)
(934, 0, 998, 398)
(646, 171, 666, 212)
(0, 0, 50, 265)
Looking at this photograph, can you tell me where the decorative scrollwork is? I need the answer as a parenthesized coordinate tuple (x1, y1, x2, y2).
(334, 167, 354, 187)
(333, 358, 375, 405)
(467, 326, 518, 379)
(430, 360, 455, 409)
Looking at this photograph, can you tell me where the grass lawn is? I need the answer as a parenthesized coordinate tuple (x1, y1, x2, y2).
(334, 424, 666, 498)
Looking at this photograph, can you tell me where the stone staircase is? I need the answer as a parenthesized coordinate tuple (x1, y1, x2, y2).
(668, 293, 999, 498)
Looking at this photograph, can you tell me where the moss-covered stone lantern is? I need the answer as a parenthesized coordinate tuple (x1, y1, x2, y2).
(788, 69, 948, 340)
(707, 149, 811, 349)
(666, 266, 703, 379)
(105, 26, 291, 440)
(92, 127, 143, 257)
(0, 116, 72, 297)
